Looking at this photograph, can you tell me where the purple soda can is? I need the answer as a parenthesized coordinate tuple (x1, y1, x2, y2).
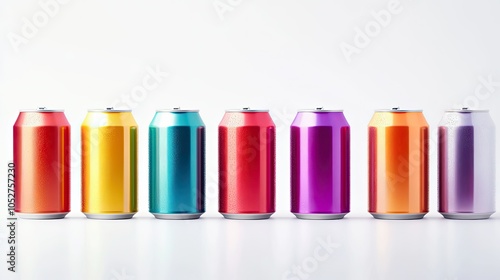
(291, 108, 350, 219)
(439, 108, 496, 219)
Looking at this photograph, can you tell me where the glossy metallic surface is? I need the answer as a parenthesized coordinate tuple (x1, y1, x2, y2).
(13, 109, 70, 218)
(371, 213, 426, 220)
(368, 109, 429, 219)
(81, 109, 138, 219)
(152, 213, 202, 220)
(15, 213, 68, 219)
(149, 109, 205, 219)
(438, 109, 495, 219)
(294, 213, 347, 220)
(219, 109, 276, 219)
(221, 213, 273, 220)
(290, 110, 350, 219)
(84, 213, 135, 220)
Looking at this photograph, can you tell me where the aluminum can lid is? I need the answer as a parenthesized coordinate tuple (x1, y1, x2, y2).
(225, 107, 269, 113)
(445, 108, 489, 113)
(88, 107, 132, 112)
(375, 107, 422, 112)
(156, 107, 199, 112)
(298, 107, 343, 113)
(20, 107, 64, 112)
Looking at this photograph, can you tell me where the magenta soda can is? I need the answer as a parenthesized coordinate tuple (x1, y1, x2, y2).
(439, 108, 496, 219)
(291, 108, 350, 219)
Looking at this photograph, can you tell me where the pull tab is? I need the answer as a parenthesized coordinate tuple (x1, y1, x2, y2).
(316, 107, 323, 111)
(106, 107, 114, 111)
(462, 107, 469, 110)
(242, 107, 250, 110)
(38, 107, 47, 110)
(392, 107, 400, 111)
(173, 107, 180, 110)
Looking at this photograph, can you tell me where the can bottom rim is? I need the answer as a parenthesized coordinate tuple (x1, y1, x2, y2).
(151, 213, 203, 220)
(221, 213, 273, 220)
(84, 213, 136, 220)
(16, 212, 69, 220)
(440, 212, 494, 220)
(293, 213, 348, 220)
(370, 213, 427, 220)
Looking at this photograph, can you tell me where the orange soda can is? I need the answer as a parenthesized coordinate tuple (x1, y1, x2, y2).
(13, 107, 71, 219)
(368, 108, 429, 219)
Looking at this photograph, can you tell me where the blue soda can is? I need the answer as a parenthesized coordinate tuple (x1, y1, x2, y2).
(149, 108, 206, 219)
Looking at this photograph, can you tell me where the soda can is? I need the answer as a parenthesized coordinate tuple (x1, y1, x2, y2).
(81, 108, 138, 219)
(13, 107, 70, 219)
(291, 108, 350, 219)
(149, 108, 206, 219)
(219, 108, 276, 219)
(368, 108, 429, 219)
(438, 108, 496, 219)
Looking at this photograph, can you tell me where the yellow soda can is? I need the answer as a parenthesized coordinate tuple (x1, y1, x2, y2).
(81, 108, 138, 219)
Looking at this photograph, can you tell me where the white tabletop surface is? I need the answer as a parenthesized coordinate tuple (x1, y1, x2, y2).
(1, 212, 499, 280)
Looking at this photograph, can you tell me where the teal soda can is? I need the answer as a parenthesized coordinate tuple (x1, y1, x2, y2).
(149, 108, 206, 219)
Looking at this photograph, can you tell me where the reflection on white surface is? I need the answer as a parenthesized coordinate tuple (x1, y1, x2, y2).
(17, 219, 77, 280)
(440, 218, 500, 280)
(1, 213, 500, 280)
(85, 219, 139, 280)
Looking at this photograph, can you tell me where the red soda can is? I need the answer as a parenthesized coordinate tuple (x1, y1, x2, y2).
(219, 108, 276, 219)
(13, 107, 71, 219)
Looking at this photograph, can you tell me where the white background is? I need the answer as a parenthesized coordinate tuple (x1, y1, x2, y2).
(0, 0, 499, 279)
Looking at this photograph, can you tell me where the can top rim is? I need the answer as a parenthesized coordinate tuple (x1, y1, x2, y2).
(88, 108, 132, 112)
(446, 108, 489, 113)
(156, 108, 199, 113)
(298, 108, 344, 113)
(20, 107, 64, 112)
(226, 108, 269, 112)
(376, 108, 422, 112)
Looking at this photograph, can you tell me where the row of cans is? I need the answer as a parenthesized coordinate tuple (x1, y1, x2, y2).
(13, 107, 496, 220)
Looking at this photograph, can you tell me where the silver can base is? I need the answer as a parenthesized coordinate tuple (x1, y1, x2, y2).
(16, 212, 69, 220)
(152, 213, 203, 220)
(293, 213, 347, 220)
(221, 213, 273, 220)
(371, 213, 426, 220)
(84, 213, 136, 220)
(441, 212, 494, 220)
